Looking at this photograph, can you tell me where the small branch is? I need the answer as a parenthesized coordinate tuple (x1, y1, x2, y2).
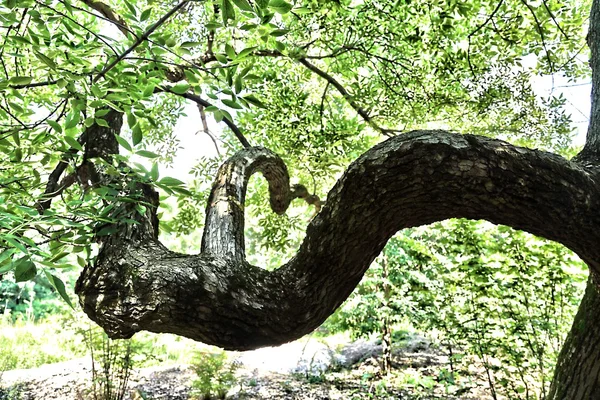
(37, 152, 78, 212)
(158, 86, 251, 148)
(319, 81, 330, 136)
(197, 104, 221, 156)
(95, 0, 191, 82)
(34, 0, 119, 56)
(519, 0, 555, 73)
(9, 79, 60, 90)
(78, 0, 131, 37)
(0, 104, 27, 128)
(469, 0, 504, 38)
(297, 57, 393, 136)
(541, 0, 570, 41)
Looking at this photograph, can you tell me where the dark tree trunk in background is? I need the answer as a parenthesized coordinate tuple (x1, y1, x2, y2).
(548, 0, 600, 397)
(548, 276, 600, 399)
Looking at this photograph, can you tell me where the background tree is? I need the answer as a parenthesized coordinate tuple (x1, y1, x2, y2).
(0, 0, 598, 397)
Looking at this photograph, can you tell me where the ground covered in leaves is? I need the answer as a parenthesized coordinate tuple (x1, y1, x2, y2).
(0, 336, 494, 400)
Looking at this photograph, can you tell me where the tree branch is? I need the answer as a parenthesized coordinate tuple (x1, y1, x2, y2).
(78, 0, 131, 37)
(158, 85, 251, 148)
(297, 57, 396, 136)
(95, 0, 191, 82)
(76, 130, 600, 350)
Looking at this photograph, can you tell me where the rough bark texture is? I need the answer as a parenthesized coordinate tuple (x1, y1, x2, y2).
(577, 0, 600, 165)
(76, 130, 600, 351)
(546, 0, 600, 397)
(548, 275, 600, 399)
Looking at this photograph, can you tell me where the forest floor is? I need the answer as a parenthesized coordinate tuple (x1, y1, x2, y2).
(0, 335, 493, 400)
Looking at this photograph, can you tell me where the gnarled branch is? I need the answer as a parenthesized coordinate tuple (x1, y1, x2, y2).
(75, 130, 600, 351)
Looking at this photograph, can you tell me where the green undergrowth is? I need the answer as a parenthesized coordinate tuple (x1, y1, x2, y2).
(0, 312, 202, 373)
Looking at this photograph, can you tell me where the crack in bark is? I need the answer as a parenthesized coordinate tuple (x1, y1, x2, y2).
(76, 130, 600, 350)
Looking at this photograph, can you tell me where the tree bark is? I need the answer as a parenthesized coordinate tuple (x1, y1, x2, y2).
(380, 254, 392, 375)
(548, 275, 600, 399)
(76, 130, 600, 351)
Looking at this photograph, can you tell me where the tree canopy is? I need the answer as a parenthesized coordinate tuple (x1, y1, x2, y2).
(1, 0, 599, 380)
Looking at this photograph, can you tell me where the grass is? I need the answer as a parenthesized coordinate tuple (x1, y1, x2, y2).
(0, 311, 207, 373)
(0, 313, 87, 371)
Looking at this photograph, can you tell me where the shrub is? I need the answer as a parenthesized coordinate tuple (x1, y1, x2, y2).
(189, 351, 239, 400)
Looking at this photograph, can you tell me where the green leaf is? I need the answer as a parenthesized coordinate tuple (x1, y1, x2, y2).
(268, 0, 292, 14)
(9, 76, 32, 86)
(225, 43, 237, 59)
(115, 134, 132, 152)
(132, 124, 143, 145)
(33, 50, 56, 69)
(127, 112, 137, 128)
(8, 101, 23, 113)
(222, 0, 235, 24)
(234, 75, 243, 93)
(0, 248, 16, 265)
(270, 29, 289, 37)
(142, 83, 155, 98)
(136, 150, 160, 158)
(65, 136, 83, 151)
(243, 94, 266, 108)
(180, 41, 203, 48)
(140, 8, 151, 21)
(95, 118, 109, 127)
(158, 176, 185, 186)
(47, 119, 62, 133)
(15, 258, 37, 282)
(64, 110, 80, 130)
(215, 53, 228, 64)
(0, 262, 16, 274)
(275, 41, 286, 52)
(222, 99, 243, 109)
(96, 225, 118, 236)
(48, 251, 70, 263)
(44, 271, 74, 309)
(149, 162, 159, 181)
(255, 0, 269, 9)
(232, 0, 253, 12)
(124, 0, 137, 16)
(170, 83, 190, 94)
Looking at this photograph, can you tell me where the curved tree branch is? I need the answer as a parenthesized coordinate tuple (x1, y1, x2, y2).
(76, 130, 600, 350)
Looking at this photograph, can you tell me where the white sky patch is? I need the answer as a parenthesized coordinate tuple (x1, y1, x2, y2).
(130, 101, 219, 181)
(164, 102, 220, 176)
(531, 74, 591, 147)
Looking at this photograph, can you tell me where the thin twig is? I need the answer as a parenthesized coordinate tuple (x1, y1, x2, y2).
(77, 0, 132, 37)
(541, 0, 570, 41)
(34, 0, 119, 56)
(297, 57, 393, 136)
(158, 86, 251, 148)
(519, 0, 555, 73)
(95, 0, 191, 82)
(196, 103, 221, 156)
(9, 79, 60, 90)
(469, 0, 505, 38)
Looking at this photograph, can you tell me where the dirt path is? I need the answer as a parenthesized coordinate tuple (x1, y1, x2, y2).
(0, 337, 493, 399)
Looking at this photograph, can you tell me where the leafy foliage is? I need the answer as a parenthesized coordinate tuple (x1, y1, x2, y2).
(0, 0, 593, 395)
(327, 219, 587, 398)
(189, 350, 239, 400)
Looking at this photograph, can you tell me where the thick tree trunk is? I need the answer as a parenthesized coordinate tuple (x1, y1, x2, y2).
(548, 276, 600, 399)
(546, 0, 600, 395)
(76, 130, 600, 350)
